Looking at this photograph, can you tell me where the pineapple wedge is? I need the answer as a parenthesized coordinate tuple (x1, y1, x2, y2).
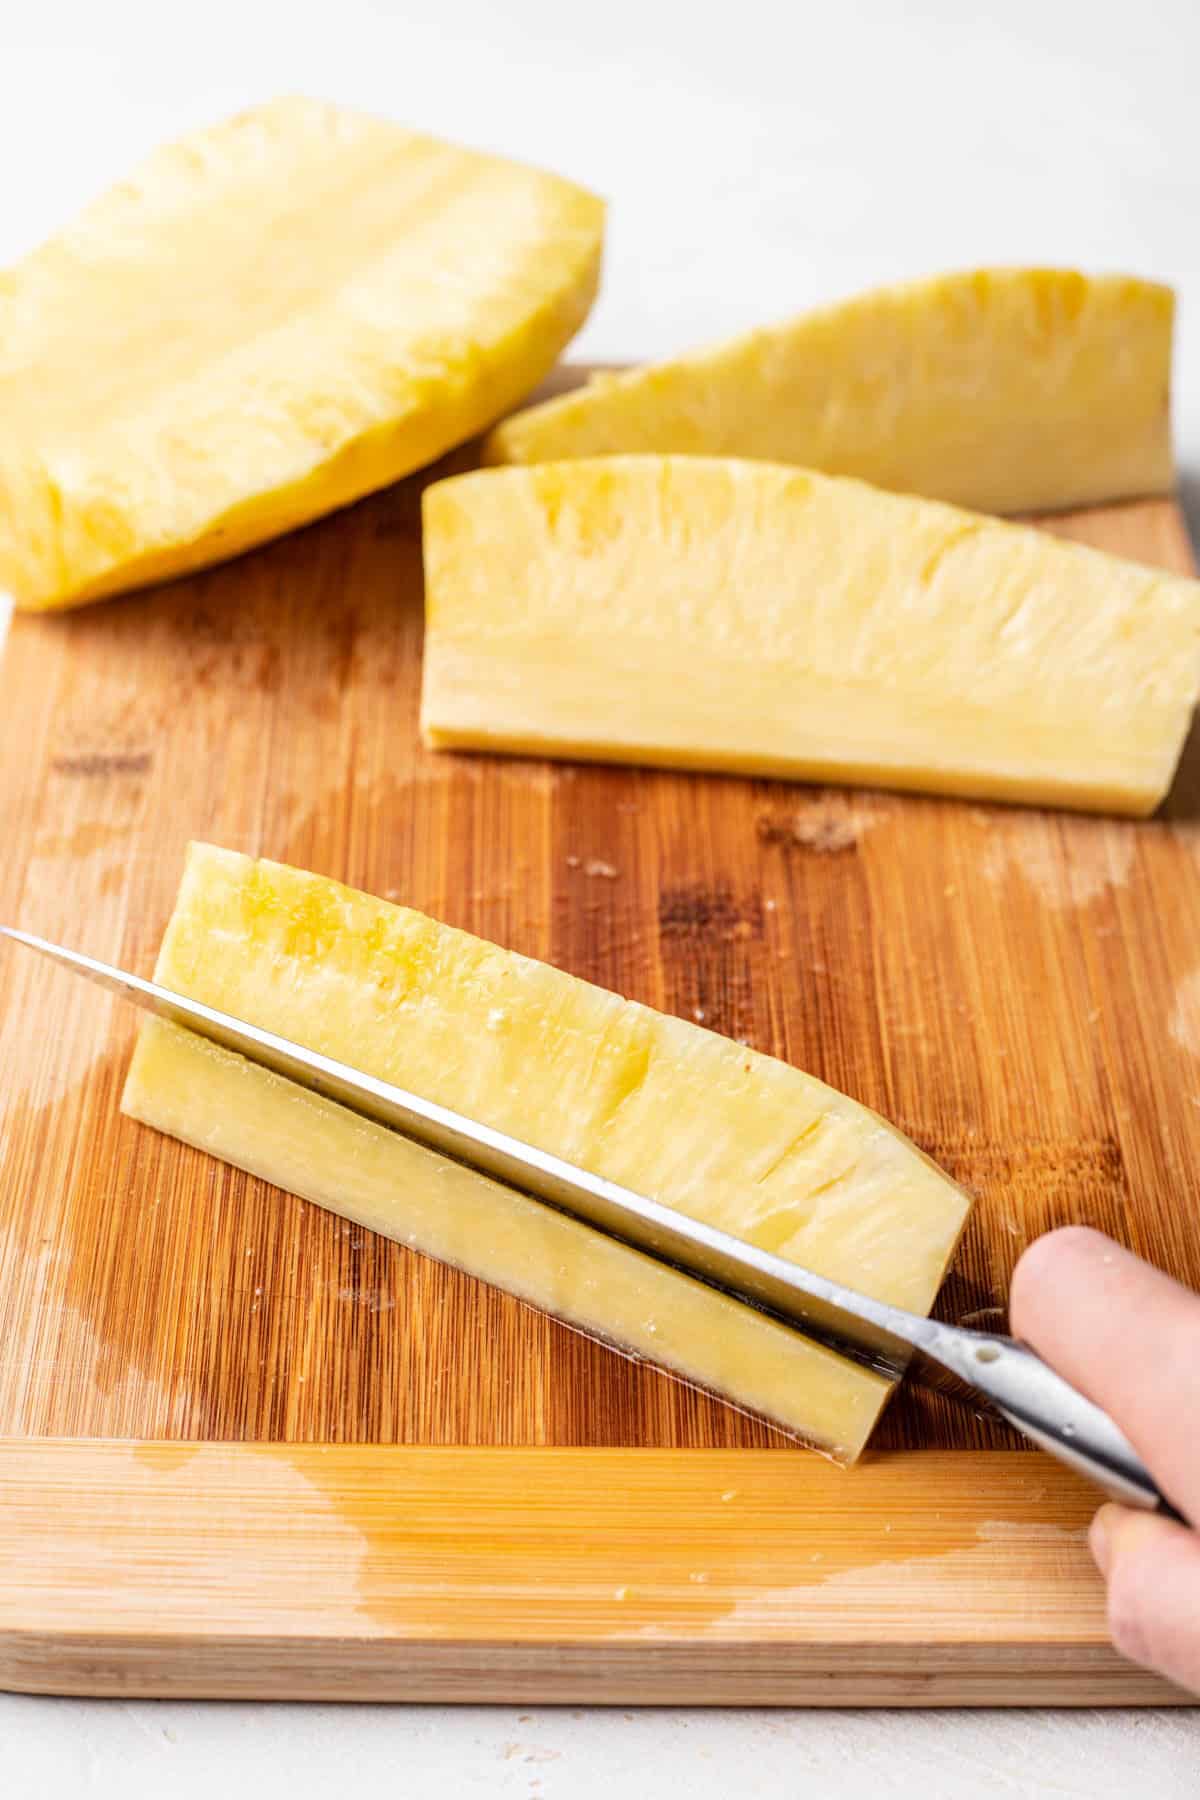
(421, 457, 1200, 816)
(1, 97, 604, 611)
(484, 268, 1174, 515)
(122, 843, 972, 1460)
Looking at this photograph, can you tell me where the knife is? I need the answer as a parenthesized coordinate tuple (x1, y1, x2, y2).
(2, 923, 1182, 1520)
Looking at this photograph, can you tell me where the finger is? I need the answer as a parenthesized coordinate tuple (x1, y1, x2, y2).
(1009, 1227, 1200, 1520)
(1090, 1502, 1200, 1696)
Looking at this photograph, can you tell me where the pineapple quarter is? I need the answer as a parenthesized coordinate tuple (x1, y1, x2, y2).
(420, 457, 1200, 816)
(484, 267, 1174, 515)
(0, 97, 604, 611)
(122, 843, 972, 1459)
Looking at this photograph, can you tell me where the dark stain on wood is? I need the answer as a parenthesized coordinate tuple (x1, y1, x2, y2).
(51, 751, 153, 779)
(658, 884, 762, 941)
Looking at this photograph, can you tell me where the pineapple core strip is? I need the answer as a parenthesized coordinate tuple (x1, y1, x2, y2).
(0, 97, 604, 611)
(421, 457, 1200, 817)
(122, 844, 972, 1460)
(485, 268, 1174, 515)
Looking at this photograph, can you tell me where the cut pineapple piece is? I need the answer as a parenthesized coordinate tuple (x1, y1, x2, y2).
(485, 268, 1174, 515)
(1, 97, 604, 611)
(421, 457, 1200, 816)
(121, 843, 972, 1459)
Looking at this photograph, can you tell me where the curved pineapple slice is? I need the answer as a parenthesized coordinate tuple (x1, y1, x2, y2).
(485, 268, 1173, 515)
(122, 844, 972, 1460)
(421, 457, 1200, 816)
(1, 97, 604, 611)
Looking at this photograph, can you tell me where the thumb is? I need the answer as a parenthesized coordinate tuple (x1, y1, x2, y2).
(1091, 1503, 1200, 1695)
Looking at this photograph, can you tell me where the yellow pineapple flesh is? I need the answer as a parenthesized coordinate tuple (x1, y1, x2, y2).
(121, 844, 972, 1460)
(421, 457, 1200, 816)
(1, 97, 604, 611)
(485, 268, 1174, 515)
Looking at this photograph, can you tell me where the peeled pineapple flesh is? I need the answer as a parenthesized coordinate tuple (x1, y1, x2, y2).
(421, 457, 1200, 816)
(485, 268, 1174, 516)
(0, 97, 604, 611)
(121, 843, 972, 1460)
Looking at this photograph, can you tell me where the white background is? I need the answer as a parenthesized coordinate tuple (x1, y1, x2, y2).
(3, 0, 1199, 1791)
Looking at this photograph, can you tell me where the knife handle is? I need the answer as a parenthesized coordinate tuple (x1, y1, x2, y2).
(931, 1327, 1186, 1523)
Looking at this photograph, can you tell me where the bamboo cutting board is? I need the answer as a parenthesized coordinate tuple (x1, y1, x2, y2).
(0, 392, 1198, 1702)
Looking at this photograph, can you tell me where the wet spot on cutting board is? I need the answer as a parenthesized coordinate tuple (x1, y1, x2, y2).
(32, 820, 130, 860)
(131, 1442, 201, 1472)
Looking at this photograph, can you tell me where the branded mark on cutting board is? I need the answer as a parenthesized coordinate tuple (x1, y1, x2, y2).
(51, 751, 153, 779)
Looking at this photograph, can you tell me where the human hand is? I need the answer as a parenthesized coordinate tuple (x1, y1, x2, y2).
(1011, 1226, 1200, 1695)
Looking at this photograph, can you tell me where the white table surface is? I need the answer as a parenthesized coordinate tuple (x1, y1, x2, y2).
(3, 0, 1199, 1791)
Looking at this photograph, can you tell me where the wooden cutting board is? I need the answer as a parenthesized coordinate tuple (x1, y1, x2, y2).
(1, 393, 1197, 1702)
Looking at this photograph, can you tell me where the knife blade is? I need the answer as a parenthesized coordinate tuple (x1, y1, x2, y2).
(2, 923, 1181, 1519)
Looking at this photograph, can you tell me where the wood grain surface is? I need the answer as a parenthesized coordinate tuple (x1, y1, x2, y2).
(0, 398, 1197, 1700)
(1, 460, 1196, 1451)
(0, 1441, 1186, 1704)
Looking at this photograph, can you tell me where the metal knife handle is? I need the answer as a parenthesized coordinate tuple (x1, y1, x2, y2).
(924, 1323, 1186, 1522)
